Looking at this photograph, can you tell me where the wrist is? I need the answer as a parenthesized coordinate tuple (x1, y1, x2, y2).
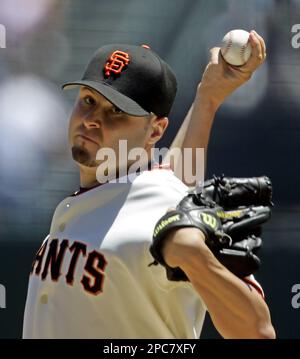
(196, 83, 223, 111)
(162, 227, 207, 269)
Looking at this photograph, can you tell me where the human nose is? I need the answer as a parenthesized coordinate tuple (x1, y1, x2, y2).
(82, 114, 101, 129)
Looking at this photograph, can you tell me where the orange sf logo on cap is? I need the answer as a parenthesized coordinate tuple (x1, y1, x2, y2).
(104, 50, 130, 77)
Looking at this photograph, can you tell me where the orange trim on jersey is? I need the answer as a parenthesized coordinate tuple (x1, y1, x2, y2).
(40, 239, 70, 283)
(65, 241, 87, 286)
(243, 278, 265, 299)
(81, 250, 108, 296)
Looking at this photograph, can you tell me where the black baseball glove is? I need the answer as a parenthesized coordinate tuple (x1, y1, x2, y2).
(149, 175, 272, 281)
(196, 175, 272, 209)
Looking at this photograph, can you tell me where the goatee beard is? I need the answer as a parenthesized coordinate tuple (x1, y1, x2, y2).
(71, 146, 97, 167)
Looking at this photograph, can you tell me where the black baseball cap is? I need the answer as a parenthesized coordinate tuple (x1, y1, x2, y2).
(62, 44, 177, 117)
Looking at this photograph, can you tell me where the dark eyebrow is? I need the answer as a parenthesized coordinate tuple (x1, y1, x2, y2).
(81, 86, 123, 111)
(81, 86, 110, 105)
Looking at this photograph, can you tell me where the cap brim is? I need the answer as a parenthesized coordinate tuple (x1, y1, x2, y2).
(62, 80, 150, 117)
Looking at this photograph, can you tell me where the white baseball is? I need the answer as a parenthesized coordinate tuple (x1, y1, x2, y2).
(220, 29, 252, 66)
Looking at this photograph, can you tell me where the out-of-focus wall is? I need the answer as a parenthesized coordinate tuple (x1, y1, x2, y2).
(1, 0, 300, 338)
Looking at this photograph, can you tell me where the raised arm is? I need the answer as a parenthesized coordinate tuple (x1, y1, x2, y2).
(167, 31, 266, 185)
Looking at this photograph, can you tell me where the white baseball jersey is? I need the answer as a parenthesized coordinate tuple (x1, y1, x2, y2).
(23, 167, 208, 339)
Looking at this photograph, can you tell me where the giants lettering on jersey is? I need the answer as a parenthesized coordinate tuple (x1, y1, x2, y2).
(30, 239, 107, 295)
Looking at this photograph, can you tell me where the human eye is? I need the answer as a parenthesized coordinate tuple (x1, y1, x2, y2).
(82, 95, 96, 106)
(111, 105, 124, 115)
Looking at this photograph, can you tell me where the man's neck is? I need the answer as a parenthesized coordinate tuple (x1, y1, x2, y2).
(78, 150, 155, 188)
(79, 165, 98, 188)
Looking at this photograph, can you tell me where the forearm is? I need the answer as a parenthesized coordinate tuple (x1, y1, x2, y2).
(181, 242, 275, 339)
(163, 104, 194, 180)
(167, 33, 266, 184)
(168, 104, 194, 151)
(164, 229, 275, 339)
(166, 86, 219, 185)
(181, 85, 219, 167)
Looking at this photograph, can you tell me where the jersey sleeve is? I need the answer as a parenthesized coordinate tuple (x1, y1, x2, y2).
(242, 275, 265, 299)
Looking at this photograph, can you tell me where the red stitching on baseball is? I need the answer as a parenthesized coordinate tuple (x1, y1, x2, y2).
(240, 44, 247, 64)
(223, 31, 233, 57)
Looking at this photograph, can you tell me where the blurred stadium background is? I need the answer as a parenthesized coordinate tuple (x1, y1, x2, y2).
(1, 0, 300, 338)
